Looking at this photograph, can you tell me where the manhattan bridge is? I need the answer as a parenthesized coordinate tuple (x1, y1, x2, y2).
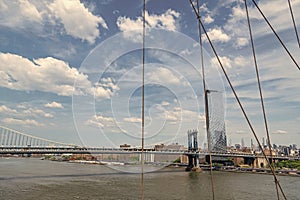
(0, 90, 289, 169)
(0, 90, 228, 166)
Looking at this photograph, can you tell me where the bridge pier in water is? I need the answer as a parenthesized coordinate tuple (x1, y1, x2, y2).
(186, 130, 200, 171)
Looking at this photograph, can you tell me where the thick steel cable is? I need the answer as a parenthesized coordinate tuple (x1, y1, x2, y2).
(195, 0, 215, 199)
(188, 1, 288, 199)
(141, 0, 146, 199)
(288, 0, 300, 48)
(244, 1, 282, 199)
(251, 0, 300, 71)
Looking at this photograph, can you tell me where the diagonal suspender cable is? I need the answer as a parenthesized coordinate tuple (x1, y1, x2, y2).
(195, 0, 215, 199)
(288, 0, 300, 48)
(244, 1, 282, 199)
(141, 0, 146, 199)
(188, 1, 288, 199)
(251, 0, 300, 71)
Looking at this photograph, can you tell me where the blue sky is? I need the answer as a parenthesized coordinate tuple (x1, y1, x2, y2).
(0, 0, 299, 148)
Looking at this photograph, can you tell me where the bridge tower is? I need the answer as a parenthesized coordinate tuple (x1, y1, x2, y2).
(186, 130, 200, 171)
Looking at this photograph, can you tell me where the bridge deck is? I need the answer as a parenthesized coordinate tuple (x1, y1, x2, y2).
(0, 147, 298, 160)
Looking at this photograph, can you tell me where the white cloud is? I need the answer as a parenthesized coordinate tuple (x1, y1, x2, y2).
(0, 0, 42, 29)
(223, 4, 249, 49)
(163, 107, 205, 123)
(145, 9, 180, 31)
(203, 15, 214, 24)
(233, 56, 250, 67)
(91, 86, 113, 99)
(0, 105, 18, 114)
(0, 0, 107, 44)
(0, 53, 88, 96)
(116, 9, 180, 40)
(2, 117, 44, 127)
(199, 3, 210, 13)
(123, 117, 142, 123)
(48, 0, 107, 44)
(235, 37, 249, 48)
(272, 129, 288, 134)
(164, 107, 181, 121)
(0, 104, 53, 118)
(147, 67, 181, 85)
(44, 101, 64, 109)
(203, 28, 231, 43)
(85, 114, 115, 128)
(161, 101, 170, 106)
(231, 4, 245, 19)
(0, 53, 116, 99)
(22, 108, 53, 118)
(93, 77, 119, 99)
(211, 56, 232, 69)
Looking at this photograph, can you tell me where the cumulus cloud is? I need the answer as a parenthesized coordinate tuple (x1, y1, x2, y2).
(2, 117, 44, 127)
(123, 117, 142, 123)
(202, 28, 231, 43)
(147, 67, 181, 85)
(22, 108, 53, 118)
(0, 105, 18, 115)
(48, 0, 108, 44)
(233, 55, 250, 67)
(0, 0, 107, 44)
(0, 53, 117, 99)
(235, 37, 249, 48)
(93, 77, 119, 99)
(203, 15, 214, 24)
(116, 9, 180, 41)
(0, 0, 42, 29)
(117, 9, 180, 32)
(0, 53, 87, 96)
(223, 4, 249, 49)
(163, 107, 205, 123)
(44, 101, 64, 109)
(0, 104, 53, 118)
(211, 56, 232, 69)
(85, 114, 115, 128)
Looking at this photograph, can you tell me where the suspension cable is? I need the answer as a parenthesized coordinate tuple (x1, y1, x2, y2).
(288, 0, 300, 48)
(195, 0, 215, 199)
(251, 0, 300, 71)
(188, 1, 288, 199)
(141, 0, 146, 199)
(244, 1, 282, 199)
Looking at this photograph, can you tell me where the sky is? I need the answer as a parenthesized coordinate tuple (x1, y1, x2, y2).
(0, 0, 299, 148)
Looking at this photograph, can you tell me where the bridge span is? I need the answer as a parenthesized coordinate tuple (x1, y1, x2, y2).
(0, 126, 298, 162)
(0, 146, 298, 161)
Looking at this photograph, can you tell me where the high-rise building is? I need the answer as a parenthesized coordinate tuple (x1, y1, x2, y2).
(206, 90, 227, 152)
(241, 138, 245, 147)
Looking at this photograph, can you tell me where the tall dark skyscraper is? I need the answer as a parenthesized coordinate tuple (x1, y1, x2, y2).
(206, 90, 227, 152)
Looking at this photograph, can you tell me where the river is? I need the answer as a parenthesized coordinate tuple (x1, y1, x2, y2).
(0, 157, 299, 200)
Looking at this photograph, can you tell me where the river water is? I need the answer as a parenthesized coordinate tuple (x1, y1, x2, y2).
(0, 157, 299, 200)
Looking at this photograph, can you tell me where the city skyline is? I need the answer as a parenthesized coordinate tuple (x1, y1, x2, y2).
(0, 0, 299, 148)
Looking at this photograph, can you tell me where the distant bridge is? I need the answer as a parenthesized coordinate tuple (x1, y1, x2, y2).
(0, 146, 298, 161)
(0, 126, 298, 161)
(0, 125, 76, 147)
